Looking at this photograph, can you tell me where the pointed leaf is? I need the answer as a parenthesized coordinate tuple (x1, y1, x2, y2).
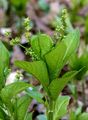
(62, 29, 80, 61)
(0, 82, 30, 103)
(31, 34, 53, 59)
(15, 60, 49, 89)
(0, 40, 9, 89)
(49, 71, 78, 100)
(17, 94, 32, 120)
(53, 96, 70, 120)
(45, 41, 66, 80)
(45, 29, 80, 80)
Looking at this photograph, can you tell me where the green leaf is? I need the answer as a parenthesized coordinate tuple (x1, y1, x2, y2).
(53, 96, 70, 120)
(75, 106, 82, 116)
(45, 29, 80, 80)
(69, 110, 76, 120)
(45, 41, 67, 80)
(16, 94, 32, 120)
(69, 53, 88, 80)
(68, 84, 77, 99)
(15, 60, 49, 91)
(78, 113, 88, 120)
(0, 108, 6, 120)
(0, 40, 9, 89)
(0, 97, 3, 108)
(62, 29, 80, 61)
(25, 113, 32, 120)
(11, 0, 27, 7)
(0, 101, 8, 120)
(31, 34, 53, 59)
(26, 87, 44, 103)
(65, 15, 74, 33)
(49, 71, 78, 100)
(0, 82, 30, 103)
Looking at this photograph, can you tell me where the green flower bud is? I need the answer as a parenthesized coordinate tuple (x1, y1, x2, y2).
(10, 37, 20, 46)
(23, 18, 32, 31)
(5, 31, 11, 37)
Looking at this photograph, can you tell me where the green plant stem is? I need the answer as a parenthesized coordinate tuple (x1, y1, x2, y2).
(19, 44, 26, 49)
(47, 99, 54, 120)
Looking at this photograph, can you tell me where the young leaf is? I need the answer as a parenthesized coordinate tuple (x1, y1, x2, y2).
(0, 82, 30, 103)
(0, 40, 9, 89)
(45, 29, 80, 80)
(62, 29, 80, 61)
(45, 41, 66, 80)
(31, 34, 53, 59)
(78, 113, 88, 120)
(26, 87, 44, 104)
(49, 71, 78, 100)
(15, 60, 49, 90)
(16, 94, 32, 120)
(53, 96, 70, 120)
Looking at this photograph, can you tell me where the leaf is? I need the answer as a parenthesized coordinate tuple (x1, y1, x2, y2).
(37, 115, 47, 120)
(65, 15, 74, 33)
(69, 53, 88, 80)
(0, 40, 9, 89)
(53, 96, 70, 120)
(45, 29, 80, 80)
(0, 107, 9, 120)
(0, 108, 6, 120)
(45, 41, 67, 80)
(0, 97, 3, 108)
(62, 29, 80, 61)
(31, 34, 53, 59)
(15, 60, 49, 91)
(11, 0, 27, 7)
(49, 71, 78, 100)
(25, 113, 32, 120)
(78, 113, 88, 120)
(69, 111, 76, 120)
(75, 106, 82, 116)
(0, 82, 30, 103)
(26, 87, 44, 103)
(68, 84, 77, 99)
(16, 94, 32, 120)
